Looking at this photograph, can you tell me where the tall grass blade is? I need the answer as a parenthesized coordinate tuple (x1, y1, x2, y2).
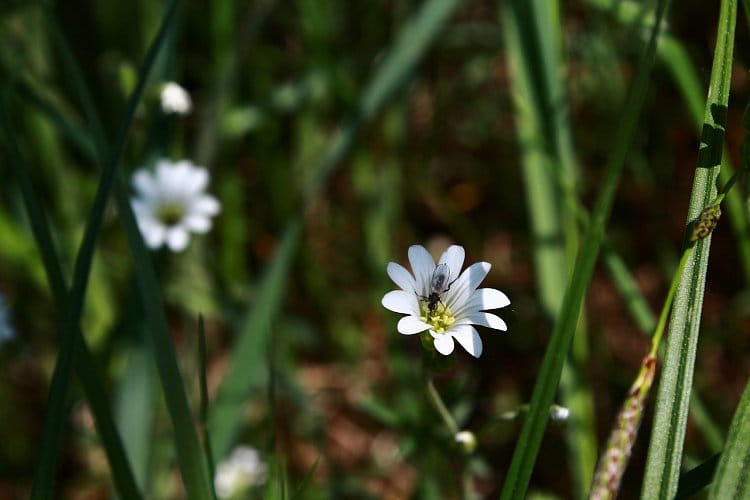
(499, 0, 671, 497)
(640, 1, 736, 498)
(40, 1, 215, 497)
(502, 0, 596, 494)
(708, 375, 750, 498)
(0, 99, 142, 499)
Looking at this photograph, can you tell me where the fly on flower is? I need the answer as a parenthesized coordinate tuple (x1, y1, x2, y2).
(420, 263, 456, 314)
(382, 244, 510, 358)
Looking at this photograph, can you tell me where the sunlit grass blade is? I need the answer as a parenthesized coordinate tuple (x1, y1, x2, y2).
(586, 0, 750, 288)
(41, 1, 215, 497)
(499, 0, 671, 497)
(640, 1, 736, 497)
(502, 0, 596, 494)
(0, 98, 142, 499)
(708, 375, 750, 498)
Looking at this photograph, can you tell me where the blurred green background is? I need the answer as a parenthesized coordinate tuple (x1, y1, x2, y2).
(1, 0, 750, 498)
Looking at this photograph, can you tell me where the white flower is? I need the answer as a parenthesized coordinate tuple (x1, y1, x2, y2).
(214, 445, 267, 499)
(381, 245, 510, 358)
(130, 159, 220, 252)
(160, 82, 192, 115)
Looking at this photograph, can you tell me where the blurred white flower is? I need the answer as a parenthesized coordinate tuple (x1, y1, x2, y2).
(160, 82, 192, 115)
(130, 159, 220, 252)
(381, 245, 510, 358)
(214, 445, 267, 499)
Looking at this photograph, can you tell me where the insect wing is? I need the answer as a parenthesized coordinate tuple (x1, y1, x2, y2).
(430, 263, 450, 294)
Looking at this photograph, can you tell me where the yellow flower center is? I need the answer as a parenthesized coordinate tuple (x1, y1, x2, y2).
(156, 201, 186, 226)
(420, 300, 456, 334)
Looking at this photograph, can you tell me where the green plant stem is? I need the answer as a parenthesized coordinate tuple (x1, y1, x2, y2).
(426, 376, 459, 436)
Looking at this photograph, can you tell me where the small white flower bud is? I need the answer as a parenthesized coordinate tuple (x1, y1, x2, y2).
(454, 430, 477, 454)
(549, 404, 571, 422)
(160, 82, 193, 115)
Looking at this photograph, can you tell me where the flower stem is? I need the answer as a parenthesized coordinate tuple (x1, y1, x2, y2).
(425, 376, 459, 435)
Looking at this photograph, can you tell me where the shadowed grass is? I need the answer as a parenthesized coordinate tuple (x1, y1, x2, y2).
(38, 1, 216, 497)
(0, 98, 142, 498)
(24, 0, 182, 495)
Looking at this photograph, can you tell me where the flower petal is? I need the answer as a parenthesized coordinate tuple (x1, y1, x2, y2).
(433, 334, 455, 355)
(408, 245, 435, 296)
(166, 227, 190, 252)
(456, 287, 511, 316)
(451, 324, 483, 358)
(396, 316, 432, 335)
(184, 215, 213, 233)
(438, 245, 465, 286)
(132, 169, 156, 198)
(183, 164, 209, 195)
(445, 262, 491, 310)
(457, 312, 508, 331)
(386, 262, 416, 293)
(381, 290, 419, 315)
(193, 195, 221, 216)
(140, 222, 165, 249)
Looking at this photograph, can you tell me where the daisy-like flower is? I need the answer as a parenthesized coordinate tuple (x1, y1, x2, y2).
(160, 81, 192, 115)
(381, 245, 509, 358)
(131, 159, 220, 252)
(214, 445, 267, 499)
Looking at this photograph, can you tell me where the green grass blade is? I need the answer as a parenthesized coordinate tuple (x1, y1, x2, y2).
(641, 1, 737, 498)
(114, 322, 155, 493)
(709, 378, 750, 498)
(0, 98, 142, 499)
(502, 0, 596, 494)
(26, 1, 181, 496)
(499, 0, 671, 497)
(197, 315, 217, 491)
(209, 218, 301, 459)
(658, 36, 750, 285)
(39, 1, 215, 497)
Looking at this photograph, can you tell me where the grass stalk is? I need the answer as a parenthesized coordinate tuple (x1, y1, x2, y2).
(501, 0, 597, 494)
(0, 99, 142, 499)
(640, 1, 736, 497)
(499, 0, 671, 496)
(41, 1, 216, 496)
